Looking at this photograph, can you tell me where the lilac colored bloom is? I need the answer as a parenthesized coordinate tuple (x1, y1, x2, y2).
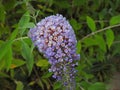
(28, 14, 80, 89)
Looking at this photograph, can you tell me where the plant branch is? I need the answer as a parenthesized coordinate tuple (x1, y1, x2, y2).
(80, 20, 109, 24)
(113, 40, 120, 44)
(13, 36, 29, 42)
(81, 24, 120, 41)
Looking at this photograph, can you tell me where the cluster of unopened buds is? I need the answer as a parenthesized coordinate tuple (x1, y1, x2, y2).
(28, 14, 80, 89)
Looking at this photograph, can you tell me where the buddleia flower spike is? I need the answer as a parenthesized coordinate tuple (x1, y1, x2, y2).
(28, 14, 80, 90)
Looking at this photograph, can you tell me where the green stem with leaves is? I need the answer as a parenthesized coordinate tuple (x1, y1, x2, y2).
(81, 24, 120, 41)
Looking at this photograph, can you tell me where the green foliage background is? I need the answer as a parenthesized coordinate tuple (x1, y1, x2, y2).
(0, 0, 120, 90)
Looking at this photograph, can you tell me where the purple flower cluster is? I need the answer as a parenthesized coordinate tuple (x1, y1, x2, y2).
(28, 14, 80, 86)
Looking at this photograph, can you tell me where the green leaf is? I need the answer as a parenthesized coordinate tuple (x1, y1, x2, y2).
(29, 81, 36, 86)
(88, 47, 94, 56)
(0, 40, 12, 62)
(10, 59, 26, 69)
(80, 81, 91, 90)
(83, 35, 106, 52)
(5, 45, 13, 70)
(53, 82, 62, 90)
(83, 37, 98, 47)
(76, 41, 81, 54)
(88, 82, 106, 90)
(87, 16, 96, 32)
(95, 35, 106, 52)
(106, 29, 114, 48)
(110, 15, 120, 25)
(18, 11, 30, 28)
(18, 11, 30, 35)
(10, 28, 19, 40)
(0, 3, 6, 22)
(70, 19, 81, 31)
(96, 48, 105, 61)
(36, 59, 49, 67)
(22, 22, 35, 29)
(84, 74, 94, 80)
(46, 8, 54, 12)
(15, 81, 24, 90)
(21, 41, 34, 75)
(42, 72, 52, 78)
(0, 60, 5, 70)
(0, 40, 4, 47)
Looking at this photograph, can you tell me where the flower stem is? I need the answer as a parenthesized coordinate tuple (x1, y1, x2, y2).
(62, 67, 76, 90)
(81, 24, 120, 41)
(13, 36, 28, 42)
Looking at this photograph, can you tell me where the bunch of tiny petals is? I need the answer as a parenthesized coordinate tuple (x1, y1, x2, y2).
(28, 14, 80, 88)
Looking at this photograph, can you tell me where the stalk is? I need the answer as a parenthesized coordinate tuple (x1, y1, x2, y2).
(62, 66, 76, 90)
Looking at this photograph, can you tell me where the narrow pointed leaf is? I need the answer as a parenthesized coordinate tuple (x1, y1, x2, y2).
(95, 35, 106, 52)
(87, 16, 96, 32)
(10, 28, 19, 40)
(5, 45, 12, 70)
(21, 41, 34, 75)
(36, 59, 49, 67)
(106, 29, 114, 48)
(110, 15, 120, 25)
(18, 11, 30, 28)
(0, 40, 12, 62)
(10, 59, 26, 69)
(18, 11, 30, 35)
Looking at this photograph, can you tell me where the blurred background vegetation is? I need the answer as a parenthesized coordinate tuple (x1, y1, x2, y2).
(0, 0, 120, 90)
